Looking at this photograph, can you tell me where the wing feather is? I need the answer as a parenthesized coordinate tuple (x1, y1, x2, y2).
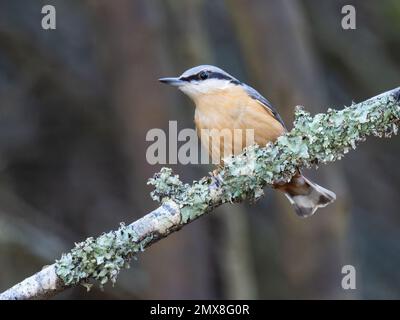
(242, 83, 286, 129)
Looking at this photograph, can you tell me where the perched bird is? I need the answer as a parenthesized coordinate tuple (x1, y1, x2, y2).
(159, 65, 336, 217)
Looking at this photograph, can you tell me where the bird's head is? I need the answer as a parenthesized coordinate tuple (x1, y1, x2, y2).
(159, 65, 240, 101)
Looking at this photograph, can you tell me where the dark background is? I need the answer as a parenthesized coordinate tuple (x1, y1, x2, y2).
(0, 0, 399, 299)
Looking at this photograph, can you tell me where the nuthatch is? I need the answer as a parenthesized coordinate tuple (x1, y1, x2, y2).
(160, 65, 335, 217)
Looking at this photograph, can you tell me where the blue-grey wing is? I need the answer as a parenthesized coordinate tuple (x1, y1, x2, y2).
(242, 83, 286, 129)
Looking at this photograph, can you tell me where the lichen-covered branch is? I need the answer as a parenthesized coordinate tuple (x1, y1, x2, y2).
(1, 87, 399, 300)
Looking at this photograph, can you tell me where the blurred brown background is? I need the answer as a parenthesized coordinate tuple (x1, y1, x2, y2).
(0, 0, 399, 299)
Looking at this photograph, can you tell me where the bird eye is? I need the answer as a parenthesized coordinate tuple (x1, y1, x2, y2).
(198, 71, 209, 80)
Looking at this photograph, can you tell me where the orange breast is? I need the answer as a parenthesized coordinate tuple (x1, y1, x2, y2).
(193, 86, 285, 163)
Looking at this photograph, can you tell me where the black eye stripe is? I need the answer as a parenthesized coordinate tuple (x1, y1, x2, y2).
(180, 74, 198, 82)
(180, 71, 240, 84)
(209, 72, 241, 84)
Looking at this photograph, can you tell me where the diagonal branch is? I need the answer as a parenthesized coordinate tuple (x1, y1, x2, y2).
(1, 87, 399, 300)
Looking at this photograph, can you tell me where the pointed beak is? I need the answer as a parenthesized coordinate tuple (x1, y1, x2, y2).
(158, 77, 184, 86)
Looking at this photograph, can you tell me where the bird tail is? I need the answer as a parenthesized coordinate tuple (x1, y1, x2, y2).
(277, 174, 336, 218)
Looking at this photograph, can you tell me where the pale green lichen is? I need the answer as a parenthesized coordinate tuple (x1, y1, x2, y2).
(55, 223, 153, 288)
(147, 168, 189, 203)
(147, 168, 212, 223)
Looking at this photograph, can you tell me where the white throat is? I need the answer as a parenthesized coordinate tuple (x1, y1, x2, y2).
(179, 79, 235, 99)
